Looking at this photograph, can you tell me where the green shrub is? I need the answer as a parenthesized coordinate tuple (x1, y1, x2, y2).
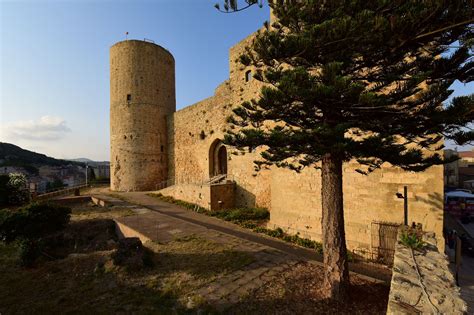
(212, 207, 269, 222)
(0, 175, 9, 206)
(400, 227, 425, 250)
(18, 239, 41, 267)
(0, 202, 71, 266)
(0, 173, 30, 207)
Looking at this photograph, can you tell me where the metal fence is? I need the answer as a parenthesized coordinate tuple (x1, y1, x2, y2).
(33, 184, 88, 201)
(154, 174, 235, 191)
(371, 221, 400, 265)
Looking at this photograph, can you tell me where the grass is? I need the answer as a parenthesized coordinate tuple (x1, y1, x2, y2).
(70, 201, 134, 220)
(146, 235, 255, 302)
(148, 193, 324, 255)
(0, 201, 255, 314)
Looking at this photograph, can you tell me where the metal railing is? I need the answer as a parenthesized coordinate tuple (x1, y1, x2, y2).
(33, 183, 89, 201)
(154, 174, 235, 191)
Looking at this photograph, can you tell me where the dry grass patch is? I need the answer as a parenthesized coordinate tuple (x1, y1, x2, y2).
(0, 200, 255, 313)
(146, 235, 255, 305)
(70, 201, 134, 220)
(232, 262, 389, 314)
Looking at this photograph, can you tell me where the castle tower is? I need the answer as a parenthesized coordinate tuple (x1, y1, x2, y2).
(110, 40, 175, 191)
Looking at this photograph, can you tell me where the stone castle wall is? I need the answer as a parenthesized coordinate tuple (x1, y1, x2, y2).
(269, 163, 444, 252)
(165, 30, 444, 252)
(167, 32, 272, 209)
(110, 30, 444, 252)
(159, 183, 211, 209)
(110, 40, 175, 191)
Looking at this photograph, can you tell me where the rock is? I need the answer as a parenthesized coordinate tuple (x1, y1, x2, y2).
(112, 237, 145, 270)
(186, 296, 196, 309)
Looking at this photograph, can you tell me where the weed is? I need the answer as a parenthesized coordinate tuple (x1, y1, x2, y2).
(400, 227, 425, 250)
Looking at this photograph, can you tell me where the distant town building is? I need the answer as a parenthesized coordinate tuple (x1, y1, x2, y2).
(444, 149, 474, 191)
(91, 162, 110, 179)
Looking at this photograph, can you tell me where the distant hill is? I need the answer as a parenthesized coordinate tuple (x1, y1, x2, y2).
(0, 142, 85, 174)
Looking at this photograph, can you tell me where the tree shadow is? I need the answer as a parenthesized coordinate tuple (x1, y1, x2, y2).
(414, 192, 444, 221)
(234, 184, 256, 208)
(149, 248, 260, 279)
(45, 219, 118, 259)
(225, 263, 390, 314)
(0, 243, 196, 314)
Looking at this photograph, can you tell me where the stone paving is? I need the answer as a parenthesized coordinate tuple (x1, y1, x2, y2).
(88, 188, 390, 308)
(90, 192, 303, 307)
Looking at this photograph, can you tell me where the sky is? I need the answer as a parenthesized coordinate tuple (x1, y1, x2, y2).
(0, 0, 472, 161)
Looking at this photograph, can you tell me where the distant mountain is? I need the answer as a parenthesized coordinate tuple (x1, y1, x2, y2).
(0, 142, 85, 174)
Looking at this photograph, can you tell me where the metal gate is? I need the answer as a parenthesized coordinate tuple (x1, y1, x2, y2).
(371, 221, 400, 265)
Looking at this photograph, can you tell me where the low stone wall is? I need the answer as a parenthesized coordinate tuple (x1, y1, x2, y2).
(158, 183, 211, 209)
(387, 231, 466, 314)
(158, 182, 235, 210)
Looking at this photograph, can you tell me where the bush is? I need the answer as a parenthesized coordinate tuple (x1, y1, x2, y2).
(0, 175, 9, 206)
(112, 237, 152, 270)
(212, 207, 270, 222)
(0, 202, 71, 266)
(18, 239, 42, 267)
(0, 173, 30, 207)
(400, 226, 425, 250)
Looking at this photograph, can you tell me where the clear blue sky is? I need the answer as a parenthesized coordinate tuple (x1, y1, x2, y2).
(0, 0, 269, 160)
(0, 0, 472, 161)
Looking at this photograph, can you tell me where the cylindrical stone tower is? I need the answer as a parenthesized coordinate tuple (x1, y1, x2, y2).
(110, 40, 175, 191)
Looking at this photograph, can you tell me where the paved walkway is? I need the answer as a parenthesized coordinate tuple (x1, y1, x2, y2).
(95, 189, 391, 278)
(462, 221, 474, 238)
(88, 189, 390, 308)
(459, 253, 474, 312)
(458, 222, 474, 311)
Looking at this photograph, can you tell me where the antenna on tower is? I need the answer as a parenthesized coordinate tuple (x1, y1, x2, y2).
(125, 32, 129, 40)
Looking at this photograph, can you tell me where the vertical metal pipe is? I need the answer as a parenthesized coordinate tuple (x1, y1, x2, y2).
(404, 185, 408, 225)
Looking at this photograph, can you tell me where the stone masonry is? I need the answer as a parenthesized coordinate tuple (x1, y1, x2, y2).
(110, 40, 175, 191)
(110, 13, 444, 254)
(387, 231, 466, 314)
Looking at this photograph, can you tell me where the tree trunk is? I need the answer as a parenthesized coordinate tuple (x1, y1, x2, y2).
(321, 153, 349, 300)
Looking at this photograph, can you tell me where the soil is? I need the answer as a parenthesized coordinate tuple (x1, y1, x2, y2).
(232, 262, 389, 314)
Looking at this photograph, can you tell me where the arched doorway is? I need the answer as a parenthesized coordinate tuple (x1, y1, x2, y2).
(209, 139, 228, 177)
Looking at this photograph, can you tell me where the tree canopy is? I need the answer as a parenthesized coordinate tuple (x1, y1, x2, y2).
(225, 0, 474, 174)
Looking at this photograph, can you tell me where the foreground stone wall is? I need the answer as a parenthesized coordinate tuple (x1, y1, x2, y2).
(387, 231, 466, 314)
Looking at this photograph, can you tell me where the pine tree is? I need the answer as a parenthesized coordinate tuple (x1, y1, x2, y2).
(220, 0, 473, 300)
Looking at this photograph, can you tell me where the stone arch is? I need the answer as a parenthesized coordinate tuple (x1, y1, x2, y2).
(209, 139, 228, 177)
